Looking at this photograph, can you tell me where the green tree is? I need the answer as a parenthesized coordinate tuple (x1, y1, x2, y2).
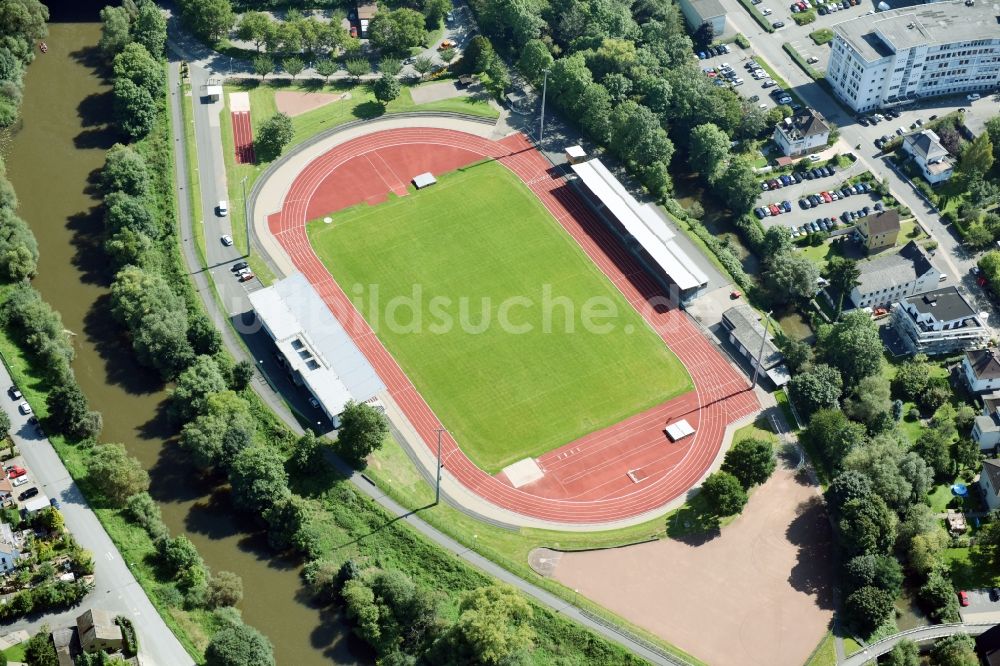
(0, 409, 10, 438)
(282, 56, 305, 80)
(315, 58, 337, 83)
(368, 8, 426, 54)
(170, 355, 227, 421)
(45, 382, 102, 441)
(954, 437, 981, 471)
(345, 58, 371, 82)
(177, 0, 234, 42)
(373, 72, 401, 107)
(766, 252, 821, 304)
(838, 495, 897, 557)
(825, 256, 860, 319)
(112, 43, 164, 97)
(230, 359, 255, 391)
(825, 470, 873, 515)
(715, 157, 759, 213)
(892, 356, 931, 401)
(180, 391, 255, 470)
(843, 554, 903, 596)
(99, 6, 131, 58)
(112, 77, 157, 140)
(761, 226, 793, 258)
(207, 571, 244, 608)
(228, 445, 289, 515)
(133, 0, 168, 57)
(930, 633, 977, 666)
(255, 112, 293, 162)
(160, 535, 203, 572)
(438, 47, 456, 64)
(204, 621, 275, 666)
(844, 585, 894, 636)
(843, 435, 931, 513)
(86, 443, 149, 506)
(434, 584, 535, 665)
(701, 470, 748, 515)
(806, 409, 866, 472)
(688, 123, 729, 183)
(908, 526, 950, 575)
(819, 310, 883, 384)
(959, 132, 995, 180)
(252, 54, 274, 81)
(843, 374, 892, 432)
(102, 143, 149, 197)
(236, 11, 270, 51)
(885, 639, 920, 666)
(412, 55, 434, 79)
(24, 626, 57, 666)
(516, 39, 553, 85)
(915, 427, 952, 479)
(721, 438, 775, 488)
(338, 400, 389, 464)
(104, 191, 157, 237)
(379, 58, 403, 76)
(789, 363, 842, 417)
(921, 570, 963, 622)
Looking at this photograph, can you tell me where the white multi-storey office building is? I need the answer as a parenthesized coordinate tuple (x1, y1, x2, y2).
(826, 0, 1000, 112)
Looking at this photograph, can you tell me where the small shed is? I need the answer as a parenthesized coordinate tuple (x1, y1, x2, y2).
(22, 494, 50, 515)
(412, 172, 437, 189)
(664, 419, 695, 441)
(565, 145, 587, 164)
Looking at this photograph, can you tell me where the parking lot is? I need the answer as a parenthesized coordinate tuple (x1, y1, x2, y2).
(696, 48, 786, 113)
(959, 588, 1000, 624)
(772, 0, 876, 75)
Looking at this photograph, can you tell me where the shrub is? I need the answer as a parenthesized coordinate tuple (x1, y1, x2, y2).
(810, 28, 834, 45)
(735, 33, 751, 49)
(792, 10, 816, 25)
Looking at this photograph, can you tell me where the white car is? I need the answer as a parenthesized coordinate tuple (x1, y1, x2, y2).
(12, 476, 29, 487)
(968, 93, 981, 101)
(761, 7, 772, 14)
(18, 401, 31, 415)
(220, 235, 234, 246)
(778, 95, 793, 104)
(217, 200, 228, 216)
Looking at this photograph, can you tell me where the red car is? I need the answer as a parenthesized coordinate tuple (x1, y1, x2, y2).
(769, 204, 781, 216)
(958, 590, 970, 607)
(7, 466, 26, 479)
(821, 191, 832, 203)
(239, 272, 255, 283)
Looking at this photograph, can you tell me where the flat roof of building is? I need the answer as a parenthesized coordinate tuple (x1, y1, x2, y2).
(722, 304, 784, 369)
(834, 0, 1000, 62)
(570, 158, 708, 293)
(903, 285, 978, 322)
(249, 273, 385, 417)
(689, 0, 726, 19)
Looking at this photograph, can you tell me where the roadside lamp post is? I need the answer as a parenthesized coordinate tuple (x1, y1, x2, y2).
(750, 310, 773, 390)
(434, 428, 449, 505)
(539, 68, 551, 153)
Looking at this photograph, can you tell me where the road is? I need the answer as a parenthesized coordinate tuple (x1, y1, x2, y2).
(841, 622, 995, 665)
(0, 362, 194, 665)
(720, 0, 1000, 325)
(165, 19, 689, 666)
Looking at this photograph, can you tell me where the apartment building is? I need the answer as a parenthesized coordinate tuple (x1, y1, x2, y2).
(891, 285, 987, 355)
(826, 0, 1000, 112)
(849, 240, 940, 309)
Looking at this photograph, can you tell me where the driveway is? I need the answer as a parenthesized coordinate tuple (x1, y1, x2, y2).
(0, 362, 193, 665)
(551, 457, 835, 666)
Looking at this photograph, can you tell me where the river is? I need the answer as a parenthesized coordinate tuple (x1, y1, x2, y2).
(3, 5, 363, 664)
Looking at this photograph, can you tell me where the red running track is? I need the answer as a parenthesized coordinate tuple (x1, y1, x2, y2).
(231, 111, 255, 164)
(267, 128, 760, 523)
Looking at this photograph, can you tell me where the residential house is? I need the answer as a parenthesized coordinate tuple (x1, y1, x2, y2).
(891, 286, 987, 355)
(51, 626, 77, 666)
(902, 129, 954, 184)
(854, 209, 900, 253)
(980, 459, 1000, 512)
(849, 240, 939, 309)
(773, 108, 830, 157)
(0, 522, 20, 573)
(676, 0, 726, 37)
(77, 609, 123, 653)
(720, 305, 789, 387)
(963, 348, 1000, 393)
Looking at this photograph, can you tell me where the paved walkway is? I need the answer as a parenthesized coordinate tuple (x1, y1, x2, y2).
(0, 360, 193, 665)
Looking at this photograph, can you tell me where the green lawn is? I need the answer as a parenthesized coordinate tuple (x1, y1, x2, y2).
(3, 642, 26, 662)
(217, 80, 499, 282)
(308, 161, 692, 472)
(803, 632, 837, 666)
(942, 547, 1000, 589)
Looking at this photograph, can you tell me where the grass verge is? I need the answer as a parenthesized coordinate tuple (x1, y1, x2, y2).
(737, 0, 777, 32)
(181, 78, 207, 269)
(308, 161, 692, 472)
(803, 631, 837, 666)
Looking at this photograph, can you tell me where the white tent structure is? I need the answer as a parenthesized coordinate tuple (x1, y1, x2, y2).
(664, 419, 696, 442)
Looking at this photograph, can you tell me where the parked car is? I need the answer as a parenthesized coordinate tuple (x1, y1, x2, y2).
(217, 200, 228, 216)
(968, 93, 981, 101)
(782, 200, 792, 212)
(762, 79, 776, 88)
(821, 191, 832, 203)
(12, 476, 29, 488)
(698, 51, 708, 59)
(874, 202, 883, 211)
(50, 497, 61, 509)
(7, 466, 26, 479)
(239, 272, 255, 283)
(807, 56, 819, 64)
(777, 95, 792, 104)
(792, 173, 802, 183)
(231, 261, 249, 272)
(8, 386, 21, 400)
(809, 221, 820, 232)
(959, 591, 970, 607)
(754, 207, 767, 219)
(220, 234, 233, 246)
(799, 199, 810, 209)
(769, 203, 781, 216)
(18, 401, 31, 415)
(772, 20, 785, 28)
(19, 487, 38, 501)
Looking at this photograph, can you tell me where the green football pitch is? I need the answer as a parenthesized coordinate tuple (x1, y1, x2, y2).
(307, 160, 692, 473)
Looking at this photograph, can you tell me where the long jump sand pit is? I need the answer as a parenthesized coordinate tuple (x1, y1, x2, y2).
(275, 90, 350, 117)
(551, 459, 835, 665)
